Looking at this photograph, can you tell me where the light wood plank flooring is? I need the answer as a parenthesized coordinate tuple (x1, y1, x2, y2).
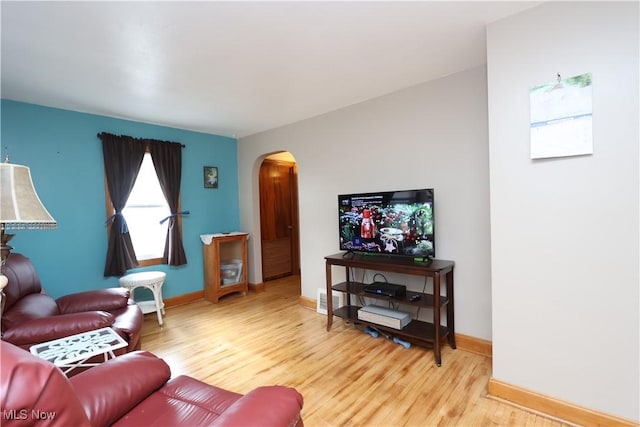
(140, 276, 569, 427)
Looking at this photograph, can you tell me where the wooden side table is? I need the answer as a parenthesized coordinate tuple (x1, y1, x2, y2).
(119, 271, 166, 326)
(201, 232, 249, 303)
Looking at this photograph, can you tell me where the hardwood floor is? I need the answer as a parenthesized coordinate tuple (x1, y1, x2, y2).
(140, 276, 570, 427)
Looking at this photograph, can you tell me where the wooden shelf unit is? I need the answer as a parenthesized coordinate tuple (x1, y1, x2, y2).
(325, 252, 455, 366)
(202, 233, 249, 303)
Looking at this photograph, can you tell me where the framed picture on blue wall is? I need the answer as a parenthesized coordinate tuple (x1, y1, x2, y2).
(204, 166, 218, 188)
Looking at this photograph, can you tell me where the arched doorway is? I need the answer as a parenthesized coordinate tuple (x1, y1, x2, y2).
(258, 152, 300, 282)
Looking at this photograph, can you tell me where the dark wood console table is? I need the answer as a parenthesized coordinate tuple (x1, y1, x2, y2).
(325, 252, 455, 366)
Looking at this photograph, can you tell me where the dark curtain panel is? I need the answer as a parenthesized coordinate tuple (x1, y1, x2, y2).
(100, 133, 146, 276)
(148, 140, 188, 266)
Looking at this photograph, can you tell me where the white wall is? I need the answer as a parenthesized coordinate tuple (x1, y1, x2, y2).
(239, 66, 493, 340)
(487, 2, 639, 421)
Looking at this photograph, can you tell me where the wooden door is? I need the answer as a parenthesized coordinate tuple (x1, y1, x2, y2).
(259, 159, 300, 281)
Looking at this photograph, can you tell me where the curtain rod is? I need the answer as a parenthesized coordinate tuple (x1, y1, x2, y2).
(97, 132, 186, 148)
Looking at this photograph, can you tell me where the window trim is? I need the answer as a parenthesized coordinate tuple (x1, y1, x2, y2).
(104, 147, 183, 267)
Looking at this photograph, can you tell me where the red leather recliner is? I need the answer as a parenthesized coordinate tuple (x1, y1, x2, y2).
(1, 253, 143, 353)
(0, 340, 304, 426)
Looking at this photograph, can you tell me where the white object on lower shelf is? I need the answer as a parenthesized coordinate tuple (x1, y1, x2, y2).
(137, 299, 164, 314)
(357, 305, 412, 330)
(220, 258, 243, 285)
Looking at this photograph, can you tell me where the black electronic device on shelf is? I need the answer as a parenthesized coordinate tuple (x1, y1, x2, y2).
(363, 281, 407, 298)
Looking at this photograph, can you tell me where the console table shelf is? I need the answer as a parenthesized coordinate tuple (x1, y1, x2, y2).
(331, 281, 449, 308)
(325, 252, 455, 366)
(332, 305, 449, 344)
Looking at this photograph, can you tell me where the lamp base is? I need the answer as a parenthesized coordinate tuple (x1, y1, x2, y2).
(0, 228, 14, 269)
(0, 273, 6, 336)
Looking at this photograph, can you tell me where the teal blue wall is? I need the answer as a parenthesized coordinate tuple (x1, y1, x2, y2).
(1, 100, 239, 300)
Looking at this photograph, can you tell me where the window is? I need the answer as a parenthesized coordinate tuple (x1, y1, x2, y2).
(100, 132, 187, 276)
(105, 152, 171, 266)
(123, 152, 171, 262)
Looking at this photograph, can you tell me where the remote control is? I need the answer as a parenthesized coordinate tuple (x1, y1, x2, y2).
(409, 294, 421, 301)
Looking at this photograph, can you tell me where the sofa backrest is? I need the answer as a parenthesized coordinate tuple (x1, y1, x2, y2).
(0, 340, 91, 426)
(1, 253, 60, 333)
(2, 253, 45, 311)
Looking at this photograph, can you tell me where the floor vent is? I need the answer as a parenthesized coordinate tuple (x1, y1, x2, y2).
(317, 288, 345, 315)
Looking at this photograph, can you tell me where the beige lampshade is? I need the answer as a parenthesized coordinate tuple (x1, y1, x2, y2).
(0, 162, 56, 229)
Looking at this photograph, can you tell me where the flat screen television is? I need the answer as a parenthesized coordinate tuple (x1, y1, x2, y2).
(338, 188, 435, 260)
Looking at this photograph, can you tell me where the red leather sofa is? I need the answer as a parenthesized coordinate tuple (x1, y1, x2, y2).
(1, 253, 142, 353)
(0, 340, 304, 426)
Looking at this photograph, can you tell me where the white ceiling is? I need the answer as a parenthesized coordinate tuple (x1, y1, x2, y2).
(1, 1, 540, 138)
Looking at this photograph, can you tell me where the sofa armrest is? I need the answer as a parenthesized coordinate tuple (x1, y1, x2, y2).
(1, 341, 92, 427)
(56, 288, 131, 314)
(70, 351, 171, 427)
(213, 386, 304, 427)
(1, 311, 115, 347)
(109, 304, 144, 351)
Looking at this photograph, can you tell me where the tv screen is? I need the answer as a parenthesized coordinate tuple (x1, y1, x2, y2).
(338, 189, 435, 259)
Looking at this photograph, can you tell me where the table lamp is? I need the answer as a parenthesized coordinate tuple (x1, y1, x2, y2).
(0, 157, 57, 323)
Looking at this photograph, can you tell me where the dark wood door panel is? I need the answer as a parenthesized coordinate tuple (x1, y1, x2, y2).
(262, 237, 292, 280)
(259, 161, 292, 240)
(259, 158, 299, 281)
